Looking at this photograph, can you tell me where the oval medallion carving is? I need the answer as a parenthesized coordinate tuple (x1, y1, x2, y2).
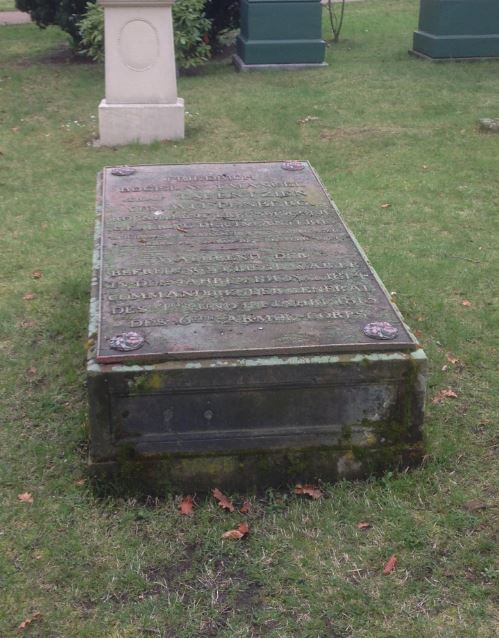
(118, 19, 159, 72)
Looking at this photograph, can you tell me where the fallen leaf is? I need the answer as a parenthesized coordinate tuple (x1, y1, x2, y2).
(463, 499, 487, 512)
(17, 492, 34, 504)
(414, 329, 423, 337)
(383, 554, 397, 574)
(31, 270, 43, 279)
(179, 495, 194, 515)
(441, 364, 448, 372)
(75, 479, 86, 486)
(26, 367, 37, 379)
(422, 164, 429, 169)
(461, 300, 472, 307)
(432, 388, 458, 404)
(356, 521, 371, 530)
(23, 293, 36, 301)
(222, 522, 250, 540)
(18, 619, 31, 630)
(11, 127, 20, 133)
(294, 484, 323, 500)
(19, 319, 37, 329)
(380, 203, 391, 209)
(446, 353, 459, 365)
(212, 488, 235, 512)
(18, 612, 42, 630)
(239, 500, 251, 514)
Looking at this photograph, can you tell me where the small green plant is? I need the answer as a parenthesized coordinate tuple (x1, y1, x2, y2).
(327, 0, 346, 43)
(78, 0, 211, 69)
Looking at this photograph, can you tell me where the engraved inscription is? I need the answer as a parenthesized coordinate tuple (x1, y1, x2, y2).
(96, 162, 415, 362)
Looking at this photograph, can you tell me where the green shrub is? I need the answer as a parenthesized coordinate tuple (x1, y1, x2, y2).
(172, 0, 212, 69)
(78, 2, 103, 62)
(78, 0, 211, 69)
(18, 0, 234, 68)
(16, 0, 89, 43)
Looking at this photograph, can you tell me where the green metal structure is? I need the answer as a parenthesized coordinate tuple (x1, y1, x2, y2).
(412, 0, 499, 60)
(235, 0, 326, 69)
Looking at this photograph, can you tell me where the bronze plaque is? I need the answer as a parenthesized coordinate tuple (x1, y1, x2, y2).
(96, 162, 416, 363)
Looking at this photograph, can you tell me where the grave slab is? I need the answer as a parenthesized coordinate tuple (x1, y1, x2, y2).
(87, 162, 427, 492)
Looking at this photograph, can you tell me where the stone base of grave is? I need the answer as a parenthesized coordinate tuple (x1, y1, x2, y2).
(87, 350, 427, 493)
(233, 54, 327, 72)
(412, 0, 499, 60)
(98, 98, 184, 146)
(235, 39, 326, 66)
(411, 32, 499, 60)
(409, 49, 499, 63)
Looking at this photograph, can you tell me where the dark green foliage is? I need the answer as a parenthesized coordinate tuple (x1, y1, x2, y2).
(204, 0, 240, 46)
(172, 0, 211, 69)
(16, 0, 88, 42)
(17, 0, 240, 50)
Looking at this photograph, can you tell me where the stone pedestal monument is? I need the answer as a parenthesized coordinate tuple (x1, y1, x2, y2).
(411, 0, 499, 60)
(98, 0, 184, 146)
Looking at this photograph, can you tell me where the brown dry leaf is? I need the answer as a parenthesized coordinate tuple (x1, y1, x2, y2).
(380, 203, 391, 209)
(11, 127, 20, 133)
(383, 554, 397, 574)
(19, 319, 37, 329)
(18, 612, 42, 630)
(294, 484, 323, 500)
(23, 292, 36, 301)
(432, 388, 458, 404)
(26, 367, 37, 379)
(212, 488, 235, 512)
(17, 492, 34, 504)
(463, 499, 487, 512)
(356, 521, 372, 530)
(461, 300, 472, 307)
(75, 479, 86, 486)
(222, 522, 250, 540)
(179, 495, 195, 515)
(239, 500, 251, 514)
(446, 353, 459, 365)
(31, 271, 43, 279)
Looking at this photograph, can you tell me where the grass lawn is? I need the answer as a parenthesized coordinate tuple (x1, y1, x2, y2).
(0, 1, 498, 636)
(0, 1, 16, 11)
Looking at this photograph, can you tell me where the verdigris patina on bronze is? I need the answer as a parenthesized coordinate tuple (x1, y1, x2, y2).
(87, 162, 427, 492)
